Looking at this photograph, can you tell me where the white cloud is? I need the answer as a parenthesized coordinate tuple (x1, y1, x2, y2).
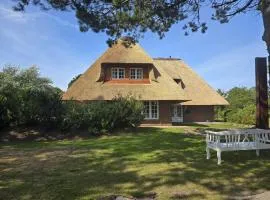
(42, 12, 78, 29)
(0, 1, 83, 90)
(0, 6, 36, 23)
(195, 41, 268, 90)
(0, 2, 77, 29)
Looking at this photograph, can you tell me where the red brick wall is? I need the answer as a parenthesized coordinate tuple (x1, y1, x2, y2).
(79, 100, 215, 124)
(183, 105, 214, 122)
(142, 102, 215, 125)
(143, 101, 177, 125)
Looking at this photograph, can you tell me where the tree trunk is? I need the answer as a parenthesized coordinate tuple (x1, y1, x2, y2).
(260, 1, 270, 129)
(255, 57, 269, 129)
(262, 0, 270, 55)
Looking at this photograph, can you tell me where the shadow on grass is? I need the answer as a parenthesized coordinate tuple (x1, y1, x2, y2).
(173, 122, 209, 127)
(1, 127, 270, 199)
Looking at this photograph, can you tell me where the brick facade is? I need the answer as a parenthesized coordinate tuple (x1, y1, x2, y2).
(142, 101, 215, 125)
(143, 101, 175, 125)
(183, 105, 215, 122)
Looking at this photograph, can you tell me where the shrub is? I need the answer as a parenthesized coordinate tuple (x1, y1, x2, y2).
(21, 86, 63, 127)
(215, 87, 256, 125)
(227, 105, 255, 125)
(61, 94, 144, 134)
(0, 66, 63, 129)
(1, 66, 144, 133)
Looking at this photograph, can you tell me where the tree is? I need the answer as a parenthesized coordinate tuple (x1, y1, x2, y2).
(215, 87, 257, 124)
(11, 0, 270, 53)
(0, 65, 63, 128)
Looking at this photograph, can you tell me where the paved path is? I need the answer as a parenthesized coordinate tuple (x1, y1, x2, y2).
(251, 191, 270, 200)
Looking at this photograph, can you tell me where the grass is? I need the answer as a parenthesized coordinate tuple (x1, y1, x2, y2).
(0, 123, 269, 200)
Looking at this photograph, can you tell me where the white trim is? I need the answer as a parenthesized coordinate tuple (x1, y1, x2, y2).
(130, 68, 143, 80)
(111, 67, 125, 79)
(144, 101, 159, 120)
(206, 129, 270, 165)
(171, 104, 183, 122)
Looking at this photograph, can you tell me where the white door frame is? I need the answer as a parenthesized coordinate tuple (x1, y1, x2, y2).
(172, 104, 183, 123)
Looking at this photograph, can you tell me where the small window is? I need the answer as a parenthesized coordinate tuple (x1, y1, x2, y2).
(111, 68, 125, 79)
(143, 101, 159, 119)
(130, 68, 143, 80)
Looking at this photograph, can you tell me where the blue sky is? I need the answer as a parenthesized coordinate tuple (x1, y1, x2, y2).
(0, 0, 268, 91)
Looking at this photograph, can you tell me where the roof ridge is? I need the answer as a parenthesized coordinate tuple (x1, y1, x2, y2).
(154, 57, 181, 60)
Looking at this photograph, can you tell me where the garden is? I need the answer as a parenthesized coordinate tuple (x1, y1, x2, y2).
(1, 125, 270, 200)
(1, 66, 270, 200)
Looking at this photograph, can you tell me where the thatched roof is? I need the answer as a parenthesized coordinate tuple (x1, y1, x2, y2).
(63, 40, 228, 105)
(154, 58, 229, 105)
(101, 38, 153, 64)
(62, 42, 190, 101)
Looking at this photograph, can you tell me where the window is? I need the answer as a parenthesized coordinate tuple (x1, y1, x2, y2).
(130, 68, 143, 80)
(111, 68, 125, 79)
(143, 101, 159, 119)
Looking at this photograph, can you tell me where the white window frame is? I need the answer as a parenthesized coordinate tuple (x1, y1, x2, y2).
(111, 67, 125, 79)
(130, 68, 143, 80)
(143, 101, 159, 120)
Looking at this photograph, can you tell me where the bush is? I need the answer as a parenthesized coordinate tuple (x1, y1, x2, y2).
(61, 95, 144, 135)
(21, 86, 63, 127)
(0, 66, 63, 129)
(227, 105, 255, 125)
(215, 87, 256, 125)
(1, 66, 144, 134)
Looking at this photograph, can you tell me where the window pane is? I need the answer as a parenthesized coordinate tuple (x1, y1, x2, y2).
(137, 69, 143, 79)
(143, 102, 150, 119)
(151, 101, 158, 119)
(143, 101, 159, 119)
(119, 68, 125, 79)
(130, 69, 136, 79)
(112, 68, 118, 79)
(112, 68, 125, 79)
(130, 68, 143, 79)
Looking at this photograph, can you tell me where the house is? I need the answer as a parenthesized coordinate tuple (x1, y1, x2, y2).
(62, 37, 229, 125)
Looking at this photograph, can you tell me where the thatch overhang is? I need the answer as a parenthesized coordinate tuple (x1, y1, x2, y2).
(62, 64, 190, 101)
(154, 58, 229, 106)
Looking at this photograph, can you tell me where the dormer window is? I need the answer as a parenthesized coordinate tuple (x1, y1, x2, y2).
(112, 68, 125, 79)
(130, 68, 143, 80)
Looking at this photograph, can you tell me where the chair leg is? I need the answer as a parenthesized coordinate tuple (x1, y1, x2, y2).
(206, 147, 210, 159)
(256, 149, 260, 157)
(217, 150, 222, 165)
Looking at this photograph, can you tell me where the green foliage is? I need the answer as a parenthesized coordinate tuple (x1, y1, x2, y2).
(226, 87, 256, 110)
(215, 87, 256, 125)
(68, 74, 82, 88)
(0, 66, 144, 134)
(12, 0, 262, 46)
(227, 104, 256, 125)
(61, 94, 144, 135)
(0, 65, 63, 128)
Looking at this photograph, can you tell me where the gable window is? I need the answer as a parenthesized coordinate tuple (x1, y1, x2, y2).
(112, 68, 125, 79)
(130, 68, 143, 80)
(143, 101, 159, 119)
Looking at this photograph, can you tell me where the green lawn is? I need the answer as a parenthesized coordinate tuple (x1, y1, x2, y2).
(1, 123, 270, 200)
